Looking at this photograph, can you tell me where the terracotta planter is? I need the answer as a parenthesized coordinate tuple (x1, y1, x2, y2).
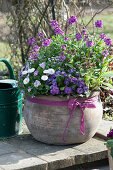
(23, 91, 103, 145)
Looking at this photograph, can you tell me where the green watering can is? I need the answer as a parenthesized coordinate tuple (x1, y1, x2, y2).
(0, 58, 22, 138)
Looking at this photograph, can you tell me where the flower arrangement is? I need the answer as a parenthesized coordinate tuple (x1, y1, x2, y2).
(19, 16, 113, 98)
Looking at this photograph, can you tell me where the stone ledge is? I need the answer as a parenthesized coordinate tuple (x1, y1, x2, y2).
(0, 119, 109, 170)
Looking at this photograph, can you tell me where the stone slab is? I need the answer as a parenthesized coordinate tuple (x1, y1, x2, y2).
(96, 120, 113, 139)
(0, 142, 18, 156)
(0, 151, 47, 170)
(0, 118, 109, 170)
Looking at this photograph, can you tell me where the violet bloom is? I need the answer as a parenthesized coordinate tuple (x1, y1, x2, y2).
(95, 20, 103, 28)
(86, 41, 94, 47)
(51, 20, 58, 27)
(78, 80, 86, 87)
(61, 45, 66, 50)
(83, 86, 88, 92)
(34, 71, 39, 76)
(75, 33, 82, 41)
(33, 45, 40, 51)
(39, 62, 45, 69)
(83, 35, 88, 41)
(28, 37, 35, 46)
(102, 50, 108, 57)
(50, 86, 60, 95)
(64, 78, 70, 86)
(59, 52, 66, 61)
(64, 36, 70, 41)
(64, 86, 72, 94)
(77, 87, 83, 94)
(105, 38, 112, 46)
(34, 80, 40, 87)
(68, 16, 78, 25)
(100, 33, 106, 40)
(38, 32, 44, 38)
(21, 90, 25, 95)
(68, 69, 76, 74)
(54, 27, 64, 35)
(42, 38, 51, 46)
(71, 77, 77, 84)
(107, 129, 113, 138)
(81, 29, 86, 35)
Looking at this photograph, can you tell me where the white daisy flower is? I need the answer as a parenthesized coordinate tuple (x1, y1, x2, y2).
(27, 68, 35, 73)
(23, 77, 30, 84)
(48, 68, 55, 75)
(41, 75, 48, 81)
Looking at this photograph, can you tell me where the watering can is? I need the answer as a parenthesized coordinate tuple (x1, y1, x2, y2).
(0, 58, 22, 138)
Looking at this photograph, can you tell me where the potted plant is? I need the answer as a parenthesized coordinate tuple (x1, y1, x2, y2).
(105, 129, 113, 170)
(19, 16, 113, 145)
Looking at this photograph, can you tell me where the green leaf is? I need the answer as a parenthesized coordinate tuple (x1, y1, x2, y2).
(102, 71, 113, 78)
(60, 87, 65, 91)
(102, 82, 113, 89)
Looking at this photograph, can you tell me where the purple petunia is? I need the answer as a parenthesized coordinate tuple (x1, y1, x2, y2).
(50, 86, 60, 95)
(86, 40, 94, 47)
(95, 20, 103, 28)
(100, 33, 106, 40)
(71, 77, 78, 84)
(59, 52, 66, 61)
(54, 26, 64, 35)
(77, 87, 83, 94)
(28, 37, 35, 46)
(68, 16, 78, 25)
(105, 38, 112, 46)
(83, 86, 88, 92)
(75, 33, 82, 41)
(64, 86, 72, 94)
(42, 39, 51, 46)
(51, 20, 58, 27)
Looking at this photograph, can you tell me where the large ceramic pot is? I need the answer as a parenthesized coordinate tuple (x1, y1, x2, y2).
(23, 91, 103, 145)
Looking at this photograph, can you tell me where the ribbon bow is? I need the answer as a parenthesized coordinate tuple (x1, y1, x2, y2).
(62, 97, 97, 142)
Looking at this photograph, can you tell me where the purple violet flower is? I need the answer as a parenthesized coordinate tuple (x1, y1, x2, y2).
(107, 129, 113, 138)
(75, 33, 82, 41)
(64, 36, 70, 41)
(81, 29, 86, 35)
(51, 20, 58, 27)
(68, 16, 78, 24)
(54, 27, 64, 35)
(102, 50, 108, 57)
(83, 35, 88, 41)
(105, 38, 112, 46)
(95, 20, 103, 28)
(42, 38, 51, 46)
(50, 86, 60, 95)
(86, 41, 94, 47)
(34, 71, 39, 76)
(71, 77, 78, 84)
(64, 86, 72, 94)
(77, 87, 83, 94)
(33, 45, 40, 51)
(83, 86, 88, 92)
(28, 37, 35, 46)
(34, 80, 40, 87)
(61, 45, 66, 50)
(39, 62, 45, 69)
(100, 33, 106, 40)
(38, 32, 44, 38)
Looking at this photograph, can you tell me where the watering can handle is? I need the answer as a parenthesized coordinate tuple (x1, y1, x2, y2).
(0, 58, 15, 80)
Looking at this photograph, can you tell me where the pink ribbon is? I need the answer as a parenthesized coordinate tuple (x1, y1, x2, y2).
(27, 96, 98, 142)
